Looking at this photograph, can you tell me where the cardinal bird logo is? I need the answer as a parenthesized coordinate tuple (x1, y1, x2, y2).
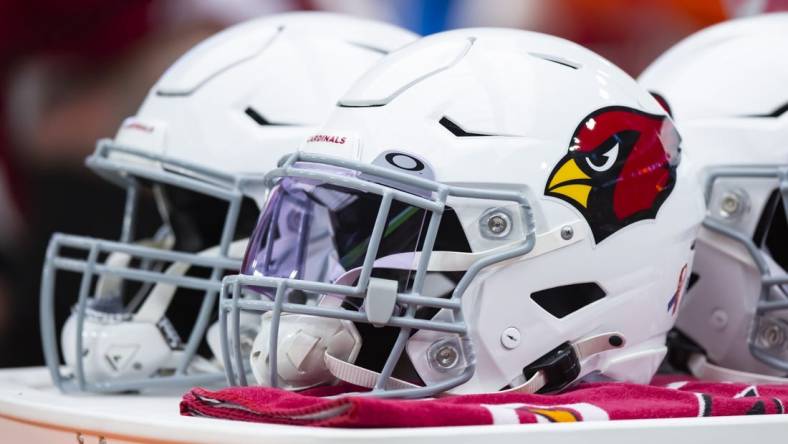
(545, 106, 680, 244)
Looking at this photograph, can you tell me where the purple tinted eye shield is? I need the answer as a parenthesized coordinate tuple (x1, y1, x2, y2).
(242, 176, 436, 290)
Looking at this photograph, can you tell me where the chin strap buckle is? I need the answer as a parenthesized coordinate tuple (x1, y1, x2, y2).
(504, 331, 626, 395)
(522, 342, 582, 393)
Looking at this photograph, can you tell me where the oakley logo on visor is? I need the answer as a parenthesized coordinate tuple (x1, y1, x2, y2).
(385, 152, 425, 172)
(366, 151, 435, 198)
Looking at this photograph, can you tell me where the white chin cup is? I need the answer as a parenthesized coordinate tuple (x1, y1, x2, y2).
(250, 312, 361, 390)
(61, 313, 174, 383)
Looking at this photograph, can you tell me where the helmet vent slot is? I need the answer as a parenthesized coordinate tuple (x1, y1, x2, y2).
(767, 102, 788, 118)
(529, 52, 580, 70)
(749, 102, 788, 118)
(438, 117, 493, 137)
(347, 41, 389, 55)
(244, 107, 295, 127)
(530, 283, 606, 319)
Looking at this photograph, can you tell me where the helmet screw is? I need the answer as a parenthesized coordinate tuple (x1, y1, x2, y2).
(720, 189, 748, 219)
(501, 327, 521, 350)
(761, 324, 785, 348)
(710, 309, 728, 330)
(480, 209, 513, 239)
(487, 214, 509, 235)
(434, 344, 459, 369)
(560, 225, 574, 240)
(720, 193, 740, 216)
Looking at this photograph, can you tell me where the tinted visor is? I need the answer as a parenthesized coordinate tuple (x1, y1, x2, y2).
(241, 168, 471, 294)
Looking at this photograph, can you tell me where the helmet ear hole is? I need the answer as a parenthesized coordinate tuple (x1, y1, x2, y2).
(530, 283, 606, 319)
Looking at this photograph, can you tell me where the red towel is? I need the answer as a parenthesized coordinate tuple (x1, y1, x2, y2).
(180, 377, 788, 427)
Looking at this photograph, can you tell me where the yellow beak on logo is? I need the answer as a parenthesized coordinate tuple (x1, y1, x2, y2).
(547, 157, 591, 208)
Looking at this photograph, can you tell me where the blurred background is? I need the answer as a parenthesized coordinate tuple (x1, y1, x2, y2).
(0, 0, 786, 368)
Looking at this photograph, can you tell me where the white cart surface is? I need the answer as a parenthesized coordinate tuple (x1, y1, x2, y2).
(0, 367, 786, 443)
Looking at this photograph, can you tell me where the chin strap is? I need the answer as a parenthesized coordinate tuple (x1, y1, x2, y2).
(324, 352, 419, 391)
(94, 230, 175, 302)
(498, 368, 548, 395)
(133, 239, 247, 323)
(688, 353, 788, 385)
(324, 331, 625, 395)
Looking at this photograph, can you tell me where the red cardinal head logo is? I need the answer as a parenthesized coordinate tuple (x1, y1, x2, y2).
(545, 106, 680, 243)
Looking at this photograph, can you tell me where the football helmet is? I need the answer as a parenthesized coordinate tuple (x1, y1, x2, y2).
(639, 14, 788, 383)
(39, 12, 416, 393)
(218, 28, 705, 398)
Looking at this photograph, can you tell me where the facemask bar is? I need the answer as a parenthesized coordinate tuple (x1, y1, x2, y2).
(40, 139, 264, 393)
(219, 151, 536, 399)
(87, 139, 254, 243)
(702, 165, 788, 371)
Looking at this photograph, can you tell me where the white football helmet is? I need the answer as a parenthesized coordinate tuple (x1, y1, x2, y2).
(218, 28, 705, 398)
(39, 12, 416, 394)
(639, 13, 788, 383)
